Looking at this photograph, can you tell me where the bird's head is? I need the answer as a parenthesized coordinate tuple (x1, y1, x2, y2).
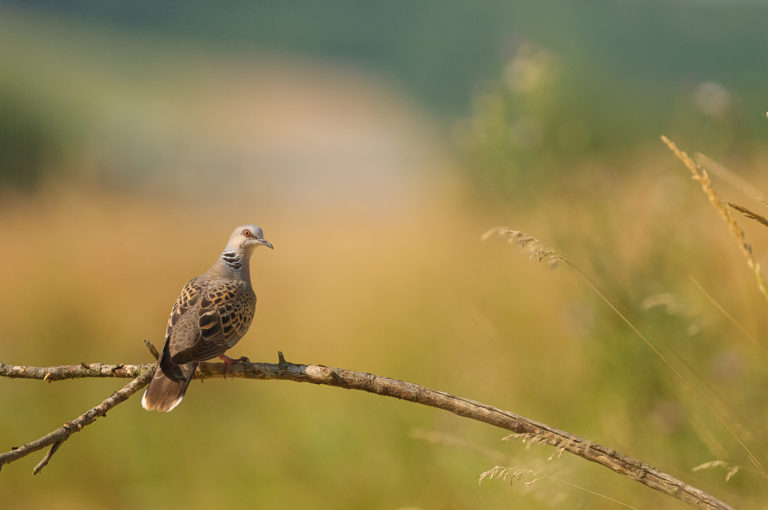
(226, 224, 273, 253)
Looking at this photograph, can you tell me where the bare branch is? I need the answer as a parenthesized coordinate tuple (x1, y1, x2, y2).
(0, 370, 153, 474)
(0, 361, 149, 381)
(0, 356, 733, 509)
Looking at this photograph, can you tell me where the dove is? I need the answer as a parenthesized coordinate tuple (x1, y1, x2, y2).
(142, 225, 272, 412)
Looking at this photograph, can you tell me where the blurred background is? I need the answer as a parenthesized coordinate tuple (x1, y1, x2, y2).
(1, 1, 767, 508)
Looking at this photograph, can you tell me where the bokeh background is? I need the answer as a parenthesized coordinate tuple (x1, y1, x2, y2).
(1, 2, 767, 508)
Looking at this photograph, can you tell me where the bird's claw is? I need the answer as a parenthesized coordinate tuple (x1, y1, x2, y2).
(219, 354, 250, 378)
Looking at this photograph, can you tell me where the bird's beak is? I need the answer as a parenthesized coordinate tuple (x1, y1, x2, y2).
(258, 239, 274, 250)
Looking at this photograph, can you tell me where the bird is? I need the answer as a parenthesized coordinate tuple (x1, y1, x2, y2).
(141, 224, 273, 412)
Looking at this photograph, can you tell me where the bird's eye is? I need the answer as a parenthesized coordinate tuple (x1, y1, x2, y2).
(242, 230, 252, 237)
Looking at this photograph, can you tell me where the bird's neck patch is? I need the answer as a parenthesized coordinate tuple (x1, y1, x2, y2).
(220, 250, 243, 270)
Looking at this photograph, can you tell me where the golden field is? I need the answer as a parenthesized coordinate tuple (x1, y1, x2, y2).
(2, 156, 767, 508)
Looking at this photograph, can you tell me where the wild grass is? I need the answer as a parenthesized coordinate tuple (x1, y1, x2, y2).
(481, 227, 564, 267)
(694, 153, 768, 208)
(484, 218, 767, 486)
(692, 460, 741, 482)
(661, 135, 768, 302)
(689, 275, 763, 352)
(479, 465, 639, 509)
(728, 202, 768, 229)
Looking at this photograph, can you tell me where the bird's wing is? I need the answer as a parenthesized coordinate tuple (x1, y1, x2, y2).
(169, 280, 256, 364)
(165, 278, 203, 340)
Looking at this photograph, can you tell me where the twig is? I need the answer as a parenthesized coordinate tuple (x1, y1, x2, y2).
(143, 339, 160, 360)
(0, 356, 732, 509)
(32, 441, 62, 475)
(0, 369, 153, 474)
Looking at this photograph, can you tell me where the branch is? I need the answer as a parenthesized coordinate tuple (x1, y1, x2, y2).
(0, 367, 153, 474)
(0, 355, 733, 509)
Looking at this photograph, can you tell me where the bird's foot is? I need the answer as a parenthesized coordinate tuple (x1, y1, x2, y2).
(219, 354, 250, 378)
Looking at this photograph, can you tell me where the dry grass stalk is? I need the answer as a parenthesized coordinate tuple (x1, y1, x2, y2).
(478, 465, 541, 487)
(479, 465, 639, 509)
(688, 275, 762, 352)
(693, 460, 741, 482)
(728, 202, 768, 229)
(660, 135, 768, 302)
(409, 428, 506, 462)
(482, 227, 565, 267)
(695, 153, 768, 208)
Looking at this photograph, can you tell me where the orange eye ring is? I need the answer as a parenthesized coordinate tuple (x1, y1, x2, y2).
(242, 230, 252, 237)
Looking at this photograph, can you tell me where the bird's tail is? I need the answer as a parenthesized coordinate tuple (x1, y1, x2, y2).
(141, 360, 197, 412)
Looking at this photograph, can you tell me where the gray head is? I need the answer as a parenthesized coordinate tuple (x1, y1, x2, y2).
(218, 225, 273, 272)
(224, 224, 273, 253)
